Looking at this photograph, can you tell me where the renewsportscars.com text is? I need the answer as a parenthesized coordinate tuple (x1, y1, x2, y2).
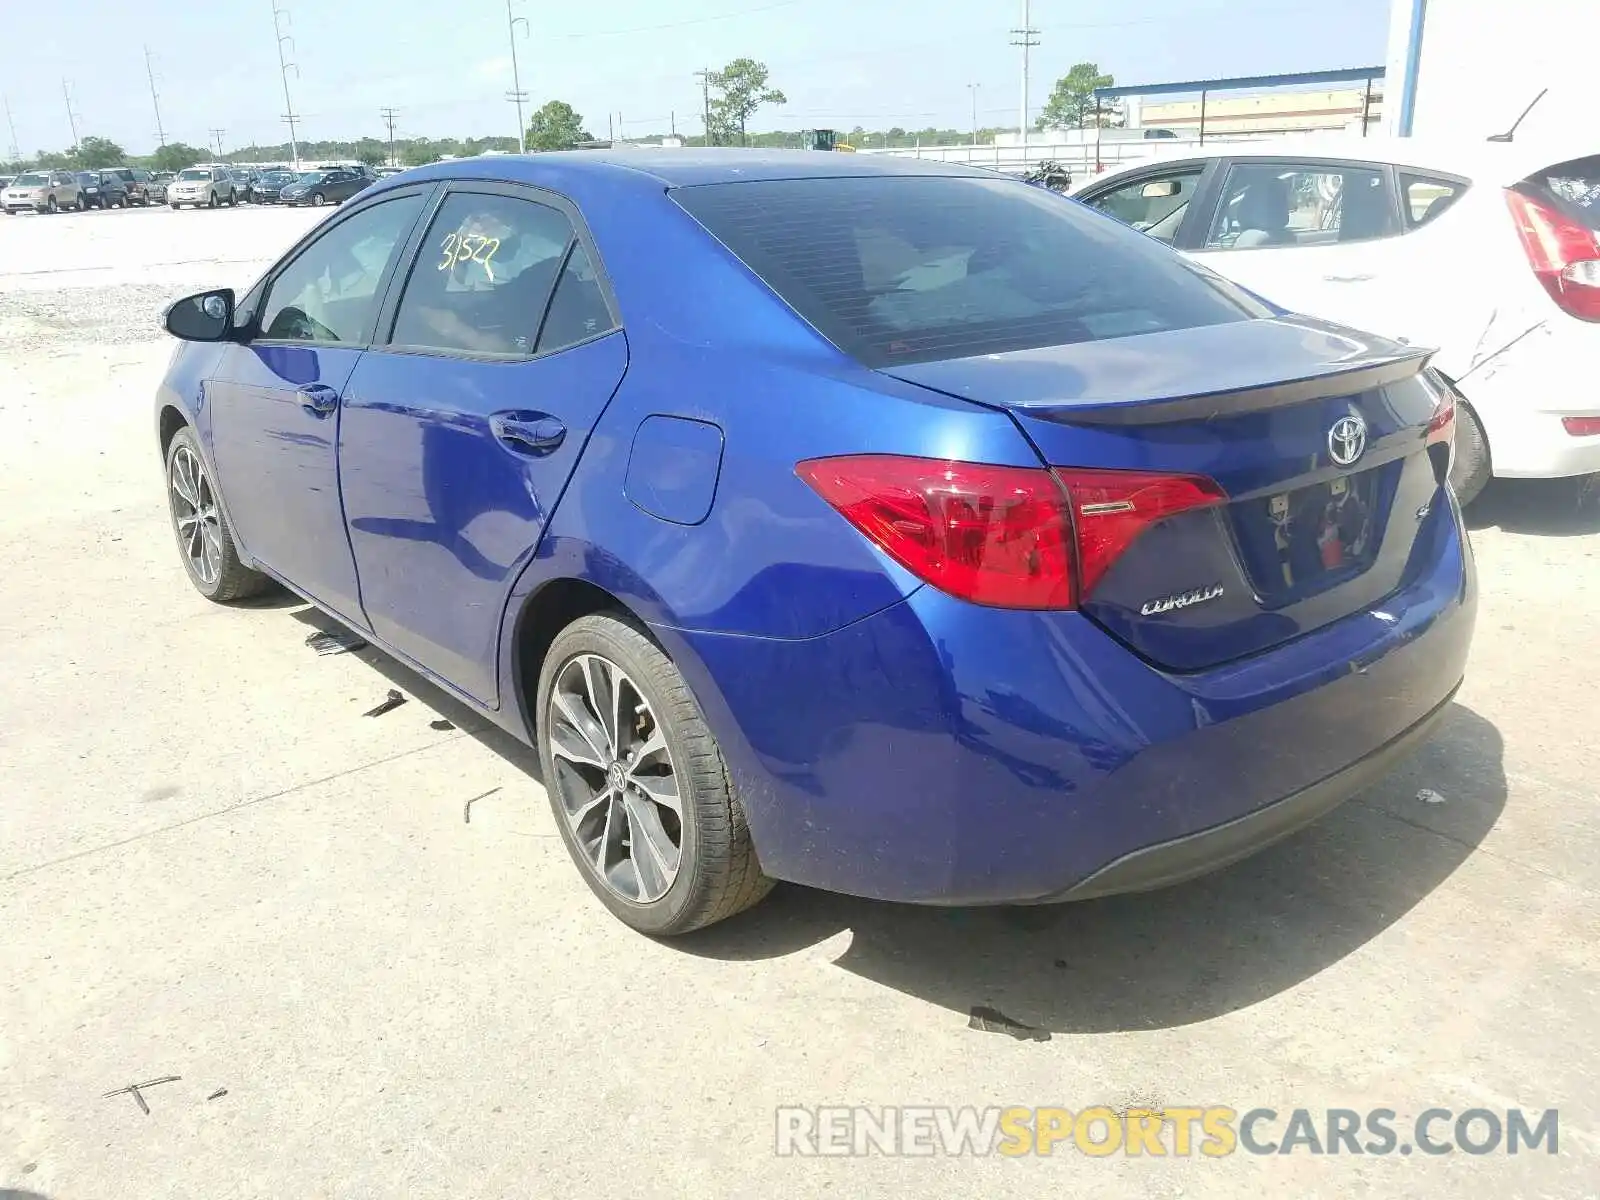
(775, 1106, 1559, 1158)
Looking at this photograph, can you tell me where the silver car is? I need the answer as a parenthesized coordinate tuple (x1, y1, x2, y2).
(167, 166, 238, 209)
(2, 169, 85, 214)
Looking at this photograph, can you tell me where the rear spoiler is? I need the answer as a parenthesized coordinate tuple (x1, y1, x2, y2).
(1019, 348, 1434, 426)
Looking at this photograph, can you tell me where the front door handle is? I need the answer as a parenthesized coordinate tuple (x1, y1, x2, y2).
(297, 384, 341, 416)
(490, 412, 566, 456)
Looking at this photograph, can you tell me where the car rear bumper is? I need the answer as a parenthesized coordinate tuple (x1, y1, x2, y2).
(664, 488, 1476, 905)
(1459, 317, 1600, 478)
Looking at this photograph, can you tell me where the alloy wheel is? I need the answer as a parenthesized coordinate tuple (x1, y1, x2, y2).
(547, 653, 683, 904)
(169, 444, 224, 587)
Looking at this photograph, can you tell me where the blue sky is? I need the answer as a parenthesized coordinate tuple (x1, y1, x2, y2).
(4, 0, 1391, 156)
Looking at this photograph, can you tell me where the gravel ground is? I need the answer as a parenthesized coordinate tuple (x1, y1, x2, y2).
(2, 202, 1598, 1199)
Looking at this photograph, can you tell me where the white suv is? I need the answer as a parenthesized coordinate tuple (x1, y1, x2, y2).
(167, 165, 238, 210)
(1074, 138, 1600, 502)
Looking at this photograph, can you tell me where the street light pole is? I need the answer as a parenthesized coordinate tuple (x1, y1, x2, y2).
(967, 83, 980, 146)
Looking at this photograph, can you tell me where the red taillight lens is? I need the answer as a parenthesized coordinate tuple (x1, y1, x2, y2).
(797, 456, 1224, 609)
(1425, 376, 1456, 449)
(796, 455, 1075, 608)
(1563, 416, 1600, 437)
(1505, 188, 1600, 321)
(1055, 469, 1227, 595)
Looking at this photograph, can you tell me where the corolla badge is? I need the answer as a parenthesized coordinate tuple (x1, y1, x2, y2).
(1140, 583, 1225, 617)
(1328, 414, 1368, 467)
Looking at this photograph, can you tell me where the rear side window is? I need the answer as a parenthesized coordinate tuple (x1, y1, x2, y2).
(1401, 172, 1467, 228)
(1206, 162, 1396, 249)
(389, 191, 583, 357)
(1527, 154, 1600, 230)
(673, 175, 1262, 367)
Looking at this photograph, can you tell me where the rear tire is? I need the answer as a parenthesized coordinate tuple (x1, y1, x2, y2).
(1450, 402, 1492, 506)
(537, 613, 773, 936)
(207, 191, 218, 209)
(46, 196, 57, 213)
(164, 427, 270, 603)
(227, 189, 238, 207)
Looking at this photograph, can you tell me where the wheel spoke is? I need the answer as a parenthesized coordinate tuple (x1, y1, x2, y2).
(170, 458, 199, 507)
(593, 790, 618, 874)
(624, 791, 679, 901)
(552, 689, 610, 766)
(569, 785, 614, 828)
(629, 728, 668, 769)
(581, 655, 618, 753)
(627, 769, 680, 816)
(549, 718, 607, 770)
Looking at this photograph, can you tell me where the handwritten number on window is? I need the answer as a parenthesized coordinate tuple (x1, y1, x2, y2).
(437, 230, 502, 280)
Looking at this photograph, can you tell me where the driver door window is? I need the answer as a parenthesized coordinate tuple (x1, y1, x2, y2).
(256, 194, 426, 345)
(1085, 167, 1204, 244)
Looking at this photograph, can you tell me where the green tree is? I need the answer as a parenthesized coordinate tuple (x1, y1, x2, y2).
(35, 148, 73, 168)
(151, 142, 204, 172)
(401, 140, 440, 167)
(353, 137, 387, 167)
(72, 136, 126, 169)
(525, 101, 590, 151)
(1037, 62, 1121, 131)
(706, 58, 786, 146)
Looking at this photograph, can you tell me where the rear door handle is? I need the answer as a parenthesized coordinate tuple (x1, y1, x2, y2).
(490, 412, 566, 456)
(297, 384, 341, 416)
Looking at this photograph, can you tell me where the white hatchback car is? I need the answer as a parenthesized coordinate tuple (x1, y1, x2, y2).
(1072, 138, 1600, 502)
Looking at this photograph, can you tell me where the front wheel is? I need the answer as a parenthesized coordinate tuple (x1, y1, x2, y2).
(46, 196, 58, 213)
(227, 189, 238, 207)
(164, 428, 270, 603)
(310, 191, 326, 207)
(207, 191, 219, 209)
(170, 202, 180, 210)
(1450, 402, 1492, 506)
(537, 614, 773, 936)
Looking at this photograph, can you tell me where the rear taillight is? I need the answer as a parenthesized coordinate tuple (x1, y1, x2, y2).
(796, 455, 1223, 609)
(1505, 188, 1600, 321)
(1563, 416, 1600, 437)
(1425, 375, 1456, 448)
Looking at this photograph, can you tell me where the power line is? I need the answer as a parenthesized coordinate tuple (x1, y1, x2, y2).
(505, 0, 529, 153)
(1010, 0, 1039, 148)
(380, 106, 400, 165)
(560, 0, 804, 39)
(210, 128, 227, 157)
(144, 47, 168, 148)
(272, 0, 302, 167)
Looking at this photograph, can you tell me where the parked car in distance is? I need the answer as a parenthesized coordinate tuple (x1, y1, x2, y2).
(375, 165, 404, 178)
(3, 169, 84, 213)
(1073, 137, 1600, 503)
(248, 169, 300, 204)
(230, 168, 259, 202)
(168, 165, 237, 209)
(152, 151, 1475, 935)
(106, 166, 153, 205)
(77, 170, 130, 209)
(276, 167, 371, 207)
(148, 171, 174, 204)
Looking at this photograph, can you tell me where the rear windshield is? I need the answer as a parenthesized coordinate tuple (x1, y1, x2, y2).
(1527, 154, 1600, 230)
(672, 175, 1264, 367)
(14, 173, 47, 186)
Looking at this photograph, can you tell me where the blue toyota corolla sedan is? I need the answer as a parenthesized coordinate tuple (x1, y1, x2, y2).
(154, 150, 1475, 935)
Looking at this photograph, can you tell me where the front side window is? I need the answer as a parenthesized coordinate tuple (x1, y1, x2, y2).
(1205, 162, 1396, 250)
(1084, 167, 1205, 244)
(257, 194, 426, 345)
(388, 192, 580, 356)
(674, 175, 1264, 367)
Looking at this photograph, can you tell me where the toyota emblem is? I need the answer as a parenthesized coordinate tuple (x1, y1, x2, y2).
(1328, 414, 1368, 467)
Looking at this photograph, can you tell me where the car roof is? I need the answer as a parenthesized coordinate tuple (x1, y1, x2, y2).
(403, 147, 999, 189)
(1072, 134, 1597, 189)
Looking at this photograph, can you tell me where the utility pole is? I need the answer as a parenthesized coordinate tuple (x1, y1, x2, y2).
(272, 0, 301, 168)
(607, 113, 615, 144)
(380, 106, 399, 166)
(967, 83, 981, 146)
(144, 47, 168, 148)
(210, 128, 227, 157)
(695, 68, 712, 146)
(505, 0, 529, 153)
(3, 94, 21, 164)
(670, 110, 676, 138)
(62, 80, 81, 153)
(1010, 0, 1039, 158)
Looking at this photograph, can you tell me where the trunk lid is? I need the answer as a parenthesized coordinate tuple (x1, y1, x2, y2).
(885, 316, 1453, 672)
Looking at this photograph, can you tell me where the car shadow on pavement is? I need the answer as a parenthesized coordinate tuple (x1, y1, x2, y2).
(288, 605, 544, 780)
(681, 702, 1506, 1035)
(1466, 476, 1600, 536)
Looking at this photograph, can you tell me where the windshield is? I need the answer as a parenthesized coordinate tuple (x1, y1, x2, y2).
(1530, 153, 1600, 231)
(262, 171, 295, 183)
(673, 175, 1264, 367)
(14, 173, 47, 186)
(177, 168, 211, 180)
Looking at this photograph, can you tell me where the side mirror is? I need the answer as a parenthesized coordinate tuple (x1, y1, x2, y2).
(164, 289, 236, 342)
(1141, 180, 1182, 199)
